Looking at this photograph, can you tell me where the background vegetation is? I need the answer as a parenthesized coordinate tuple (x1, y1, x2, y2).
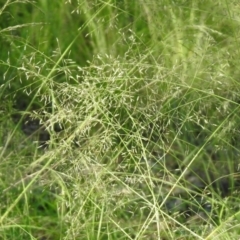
(1, 0, 240, 239)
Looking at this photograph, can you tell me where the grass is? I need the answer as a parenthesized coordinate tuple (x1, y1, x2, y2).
(1, 0, 240, 239)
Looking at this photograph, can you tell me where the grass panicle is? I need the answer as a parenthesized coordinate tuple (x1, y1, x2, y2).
(1, 0, 240, 239)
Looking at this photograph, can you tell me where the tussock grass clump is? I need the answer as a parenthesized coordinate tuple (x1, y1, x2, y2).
(1, 0, 240, 239)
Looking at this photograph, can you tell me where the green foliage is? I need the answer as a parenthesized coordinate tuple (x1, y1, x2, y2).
(1, 0, 240, 239)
